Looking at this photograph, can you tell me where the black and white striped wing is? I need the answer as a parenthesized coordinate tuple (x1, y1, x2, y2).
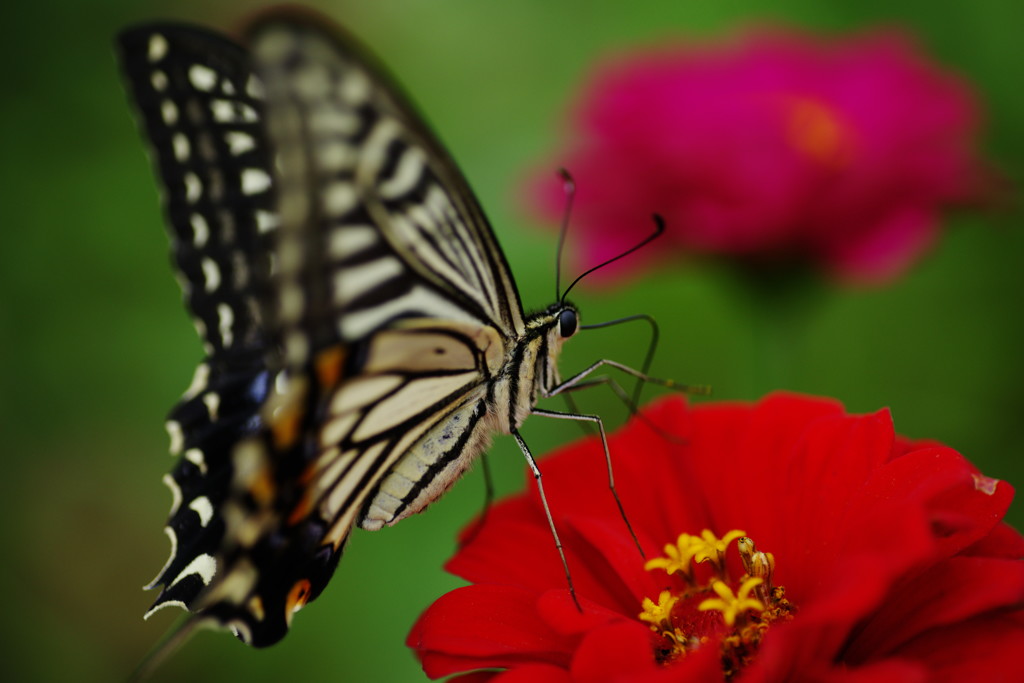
(118, 25, 280, 620)
(247, 12, 526, 372)
(120, 11, 525, 648)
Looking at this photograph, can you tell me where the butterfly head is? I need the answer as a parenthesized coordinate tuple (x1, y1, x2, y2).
(537, 301, 580, 356)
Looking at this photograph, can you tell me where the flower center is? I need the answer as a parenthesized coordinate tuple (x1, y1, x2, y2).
(638, 530, 795, 678)
(782, 96, 854, 168)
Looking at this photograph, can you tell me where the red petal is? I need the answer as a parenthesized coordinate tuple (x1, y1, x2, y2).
(853, 446, 1014, 561)
(892, 612, 1024, 682)
(489, 664, 573, 683)
(752, 407, 898, 601)
(843, 556, 1024, 659)
(450, 673, 501, 683)
(963, 521, 1024, 559)
(447, 497, 571, 591)
(536, 589, 630, 637)
(569, 621, 661, 682)
(407, 585, 576, 678)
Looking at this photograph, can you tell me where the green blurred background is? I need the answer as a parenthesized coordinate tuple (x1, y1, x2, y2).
(2, 0, 1021, 680)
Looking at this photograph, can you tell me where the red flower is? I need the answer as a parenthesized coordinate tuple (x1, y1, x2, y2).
(408, 395, 1024, 682)
(527, 30, 986, 284)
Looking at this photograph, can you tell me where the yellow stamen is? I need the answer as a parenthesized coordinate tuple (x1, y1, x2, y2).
(738, 537, 774, 603)
(639, 590, 679, 629)
(698, 577, 765, 627)
(693, 529, 747, 570)
(644, 533, 700, 577)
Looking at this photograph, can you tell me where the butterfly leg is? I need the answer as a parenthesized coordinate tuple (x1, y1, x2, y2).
(557, 377, 686, 445)
(510, 427, 582, 612)
(531, 408, 644, 558)
(548, 359, 706, 397)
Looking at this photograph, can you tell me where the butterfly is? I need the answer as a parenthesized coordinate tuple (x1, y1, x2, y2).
(117, 7, 677, 652)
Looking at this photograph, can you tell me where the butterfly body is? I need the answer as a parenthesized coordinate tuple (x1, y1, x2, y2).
(119, 10, 585, 647)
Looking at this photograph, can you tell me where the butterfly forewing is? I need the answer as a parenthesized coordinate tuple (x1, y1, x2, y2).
(245, 18, 524, 370)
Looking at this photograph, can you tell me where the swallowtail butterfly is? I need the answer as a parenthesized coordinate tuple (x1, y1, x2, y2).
(118, 7, 676, 652)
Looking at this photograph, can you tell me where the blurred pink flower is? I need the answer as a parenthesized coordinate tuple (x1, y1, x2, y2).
(527, 29, 986, 284)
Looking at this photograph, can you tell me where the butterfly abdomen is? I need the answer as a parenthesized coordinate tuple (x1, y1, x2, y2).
(359, 397, 494, 529)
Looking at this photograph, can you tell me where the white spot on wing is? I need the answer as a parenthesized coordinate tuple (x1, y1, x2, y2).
(184, 172, 202, 203)
(169, 553, 217, 587)
(255, 210, 278, 233)
(202, 391, 221, 421)
(211, 99, 257, 123)
(279, 282, 304, 322)
(274, 371, 289, 395)
(317, 140, 356, 172)
(184, 448, 208, 474)
(190, 213, 209, 246)
(217, 303, 235, 347)
(224, 131, 256, 156)
(322, 181, 357, 216)
(161, 100, 178, 125)
(309, 104, 359, 137)
(340, 68, 371, 104)
(144, 599, 187, 620)
(285, 330, 310, 366)
(148, 34, 168, 62)
(150, 70, 168, 92)
(246, 75, 264, 99)
(188, 64, 217, 91)
(241, 168, 272, 195)
(165, 420, 184, 455)
(183, 364, 209, 399)
(172, 133, 190, 162)
(189, 496, 215, 527)
(162, 473, 183, 516)
(144, 526, 179, 590)
(201, 257, 221, 293)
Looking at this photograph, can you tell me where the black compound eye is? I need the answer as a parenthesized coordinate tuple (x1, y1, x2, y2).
(558, 309, 578, 338)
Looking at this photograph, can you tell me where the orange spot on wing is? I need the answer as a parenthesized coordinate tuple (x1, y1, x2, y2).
(249, 466, 276, 506)
(287, 482, 315, 525)
(315, 345, 347, 389)
(285, 579, 312, 626)
(271, 406, 303, 450)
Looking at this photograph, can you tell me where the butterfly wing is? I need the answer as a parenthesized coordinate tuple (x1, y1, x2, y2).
(117, 23, 280, 619)
(120, 10, 524, 646)
(248, 10, 525, 368)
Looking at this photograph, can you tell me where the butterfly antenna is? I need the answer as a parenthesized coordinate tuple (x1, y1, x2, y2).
(554, 168, 576, 301)
(127, 614, 205, 682)
(561, 214, 665, 303)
